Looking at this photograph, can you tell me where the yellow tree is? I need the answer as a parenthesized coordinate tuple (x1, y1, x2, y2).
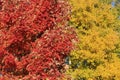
(66, 0, 120, 80)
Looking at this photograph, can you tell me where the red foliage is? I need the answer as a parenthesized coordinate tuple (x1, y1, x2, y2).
(0, 0, 76, 79)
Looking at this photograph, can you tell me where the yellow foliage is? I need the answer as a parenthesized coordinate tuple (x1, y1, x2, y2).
(66, 0, 120, 80)
(70, 0, 119, 29)
(67, 27, 120, 80)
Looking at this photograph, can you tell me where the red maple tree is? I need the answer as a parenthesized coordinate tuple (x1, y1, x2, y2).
(0, 0, 76, 79)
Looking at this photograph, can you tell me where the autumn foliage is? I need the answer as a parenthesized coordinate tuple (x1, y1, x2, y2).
(0, 0, 76, 79)
(66, 0, 120, 80)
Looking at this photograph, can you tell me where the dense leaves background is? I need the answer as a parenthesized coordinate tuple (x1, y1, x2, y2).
(1, 0, 120, 80)
(65, 0, 120, 80)
(0, 0, 76, 79)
